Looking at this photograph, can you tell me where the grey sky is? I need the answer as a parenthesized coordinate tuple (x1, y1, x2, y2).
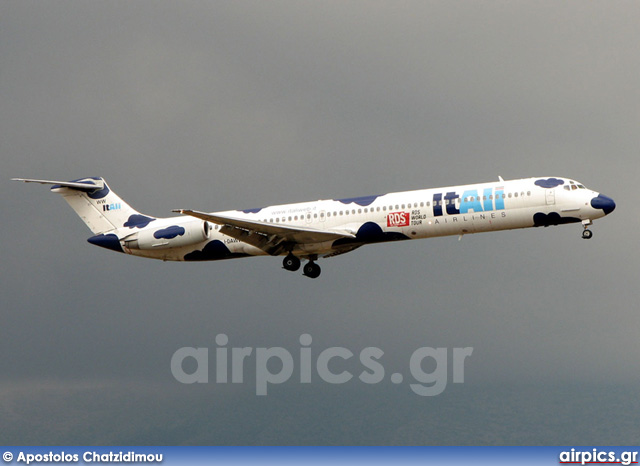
(1, 1, 638, 445)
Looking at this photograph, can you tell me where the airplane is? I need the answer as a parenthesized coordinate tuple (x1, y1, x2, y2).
(13, 176, 615, 278)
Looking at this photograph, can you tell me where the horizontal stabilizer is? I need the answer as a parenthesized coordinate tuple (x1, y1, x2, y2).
(12, 178, 105, 192)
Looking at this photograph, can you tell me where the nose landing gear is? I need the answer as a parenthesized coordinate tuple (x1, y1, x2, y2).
(581, 219, 593, 239)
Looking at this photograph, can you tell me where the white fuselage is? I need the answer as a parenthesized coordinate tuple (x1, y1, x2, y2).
(14, 175, 615, 277)
(121, 177, 612, 262)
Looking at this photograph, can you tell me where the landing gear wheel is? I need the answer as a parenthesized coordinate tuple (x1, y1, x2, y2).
(582, 229, 593, 240)
(282, 254, 301, 271)
(303, 262, 321, 279)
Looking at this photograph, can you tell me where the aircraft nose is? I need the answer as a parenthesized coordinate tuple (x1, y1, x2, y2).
(591, 194, 616, 215)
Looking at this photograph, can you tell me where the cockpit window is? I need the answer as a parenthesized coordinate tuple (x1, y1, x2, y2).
(578, 185, 586, 189)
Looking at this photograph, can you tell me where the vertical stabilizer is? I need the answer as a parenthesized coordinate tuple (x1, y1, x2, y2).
(13, 177, 146, 235)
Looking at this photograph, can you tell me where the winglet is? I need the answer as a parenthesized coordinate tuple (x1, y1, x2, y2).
(498, 175, 504, 182)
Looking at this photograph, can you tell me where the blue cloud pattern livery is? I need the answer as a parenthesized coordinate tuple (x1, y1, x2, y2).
(13, 175, 615, 278)
(154, 226, 186, 240)
(124, 214, 156, 229)
(87, 233, 123, 252)
(591, 194, 616, 215)
(335, 195, 382, 207)
(534, 178, 565, 188)
(184, 240, 249, 261)
(333, 222, 409, 249)
(533, 212, 581, 227)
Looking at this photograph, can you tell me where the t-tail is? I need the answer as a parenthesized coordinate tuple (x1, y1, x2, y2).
(11, 177, 145, 235)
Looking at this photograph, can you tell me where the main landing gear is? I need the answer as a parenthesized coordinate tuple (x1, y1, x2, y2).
(581, 219, 593, 240)
(282, 253, 321, 278)
(303, 261, 321, 279)
(282, 253, 301, 271)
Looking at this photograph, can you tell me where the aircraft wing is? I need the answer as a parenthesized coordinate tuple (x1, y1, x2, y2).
(173, 209, 356, 256)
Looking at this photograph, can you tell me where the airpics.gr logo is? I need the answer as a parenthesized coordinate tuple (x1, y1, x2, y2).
(171, 334, 474, 396)
(387, 211, 410, 227)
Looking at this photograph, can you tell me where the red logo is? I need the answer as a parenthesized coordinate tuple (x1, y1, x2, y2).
(387, 211, 410, 227)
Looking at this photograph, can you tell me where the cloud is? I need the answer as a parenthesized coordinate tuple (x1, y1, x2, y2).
(335, 195, 383, 207)
(183, 240, 248, 261)
(534, 178, 565, 188)
(533, 212, 581, 227)
(86, 233, 123, 252)
(123, 214, 156, 229)
(153, 225, 185, 240)
(240, 208, 264, 214)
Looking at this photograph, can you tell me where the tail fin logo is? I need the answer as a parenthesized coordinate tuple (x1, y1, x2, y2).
(102, 203, 122, 212)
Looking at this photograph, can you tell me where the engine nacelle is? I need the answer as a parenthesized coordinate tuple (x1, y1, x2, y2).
(125, 221, 211, 250)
